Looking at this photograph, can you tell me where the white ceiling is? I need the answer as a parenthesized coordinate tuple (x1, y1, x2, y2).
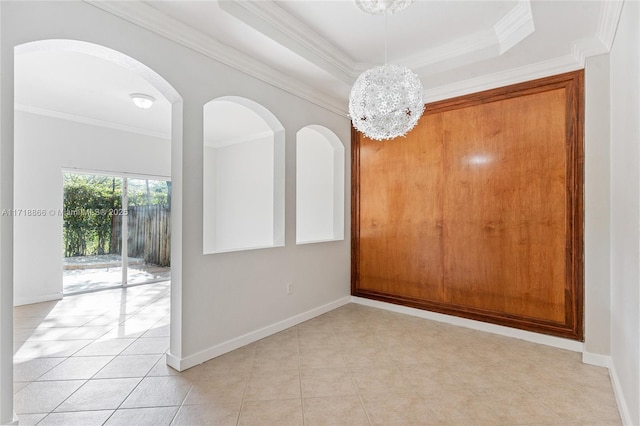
(14, 0, 621, 136)
(15, 50, 172, 138)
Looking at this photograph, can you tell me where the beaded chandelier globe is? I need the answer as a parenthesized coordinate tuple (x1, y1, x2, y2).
(349, 64, 423, 141)
(349, 0, 424, 141)
(355, 0, 415, 16)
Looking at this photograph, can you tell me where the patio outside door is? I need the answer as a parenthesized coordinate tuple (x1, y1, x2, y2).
(62, 172, 170, 294)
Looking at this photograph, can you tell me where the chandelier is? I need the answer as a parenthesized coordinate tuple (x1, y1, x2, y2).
(355, 0, 415, 16)
(349, 0, 424, 141)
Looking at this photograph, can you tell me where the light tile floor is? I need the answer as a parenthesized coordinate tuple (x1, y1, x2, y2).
(14, 282, 622, 425)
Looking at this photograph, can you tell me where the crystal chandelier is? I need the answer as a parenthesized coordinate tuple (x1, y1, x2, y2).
(349, 0, 424, 141)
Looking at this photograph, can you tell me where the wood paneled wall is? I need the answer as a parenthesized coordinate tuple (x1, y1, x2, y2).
(351, 71, 584, 340)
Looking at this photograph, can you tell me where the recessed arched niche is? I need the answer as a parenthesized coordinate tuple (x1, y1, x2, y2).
(296, 125, 345, 244)
(203, 97, 285, 254)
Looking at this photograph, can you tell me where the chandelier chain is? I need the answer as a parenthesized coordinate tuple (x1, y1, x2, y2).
(384, 13, 388, 65)
(349, 0, 425, 141)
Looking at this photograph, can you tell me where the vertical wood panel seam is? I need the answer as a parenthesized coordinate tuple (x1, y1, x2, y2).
(351, 70, 585, 341)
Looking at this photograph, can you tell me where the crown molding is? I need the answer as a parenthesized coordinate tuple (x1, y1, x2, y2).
(571, 37, 607, 66)
(493, 0, 535, 54)
(400, 29, 498, 73)
(219, 0, 358, 84)
(366, 1, 532, 77)
(424, 0, 622, 105)
(15, 104, 171, 139)
(84, 1, 347, 117)
(225, 0, 535, 81)
(424, 54, 582, 104)
(571, 0, 624, 65)
(83, 0, 622, 119)
(596, 0, 624, 51)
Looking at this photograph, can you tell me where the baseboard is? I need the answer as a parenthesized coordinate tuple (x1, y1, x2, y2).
(165, 352, 181, 372)
(0, 411, 19, 425)
(352, 298, 638, 422)
(351, 296, 584, 352)
(609, 360, 634, 426)
(13, 292, 63, 307)
(168, 296, 352, 371)
(582, 351, 611, 368)
(8, 413, 18, 426)
(160, 294, 634, 425)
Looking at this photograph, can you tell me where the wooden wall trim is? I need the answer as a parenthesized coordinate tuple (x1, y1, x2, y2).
(351, 70, 585, 341)
(351, 125, 361, 296)
(424, 71, 584, 115)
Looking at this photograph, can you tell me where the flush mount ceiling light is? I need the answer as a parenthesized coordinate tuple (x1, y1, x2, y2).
(349, 0, 424, 141)
(130, 93, 155, 109)
(355, 0, 415, 16)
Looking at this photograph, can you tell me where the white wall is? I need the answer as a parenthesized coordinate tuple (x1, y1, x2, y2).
(214, 135, 275, 252)
(297, 128, 336, 243)
(584, 54, 611, 358)
(202, 98, 286, 255)
(609, 1, 640, 424)
(13, 110, 170, 305)
(0, 3, 16, 423)
(0, 1, 351, 398)
(202, 145, 217, 253)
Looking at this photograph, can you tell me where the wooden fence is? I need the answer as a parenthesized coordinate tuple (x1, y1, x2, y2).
(111, 205, 171, 267)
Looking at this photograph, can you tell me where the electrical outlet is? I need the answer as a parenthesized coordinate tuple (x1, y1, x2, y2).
(287, 282, 294, 295)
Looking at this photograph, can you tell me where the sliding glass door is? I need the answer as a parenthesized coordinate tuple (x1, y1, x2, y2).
(62, 172, 170, 294)
(125, 178, 171, 286)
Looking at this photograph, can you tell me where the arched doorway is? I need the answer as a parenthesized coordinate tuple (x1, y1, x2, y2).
(10, 39, 184, 421)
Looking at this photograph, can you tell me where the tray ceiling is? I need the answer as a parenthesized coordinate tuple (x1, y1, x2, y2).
(14, 0, 622, 135)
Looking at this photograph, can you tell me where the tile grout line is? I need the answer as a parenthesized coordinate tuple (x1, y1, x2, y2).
(19, 331, 105, 420)
(336, 315, 374, 426)
(107, 288, 173, 409)
(295, 326, 305, 426)
(101, 288, 173, 426)
(15, 287, 622, 425)
(236, 342, 259, 426)
(17, 284, 169, 425)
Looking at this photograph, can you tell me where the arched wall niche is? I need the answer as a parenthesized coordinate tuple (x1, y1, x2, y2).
(296, 124, 345, 244)
(203, 96, 285, 254)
